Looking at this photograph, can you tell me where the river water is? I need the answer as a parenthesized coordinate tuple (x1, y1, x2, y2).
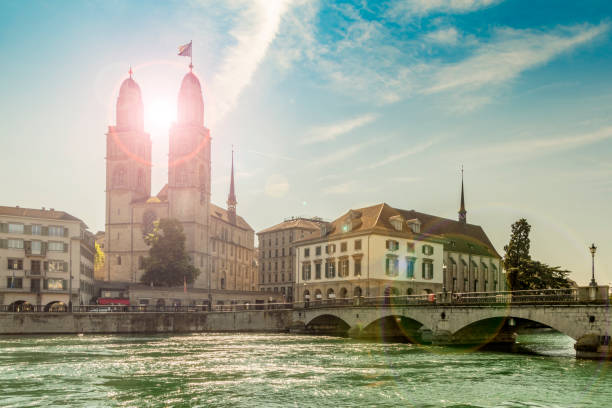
(0, 331, 611, 407)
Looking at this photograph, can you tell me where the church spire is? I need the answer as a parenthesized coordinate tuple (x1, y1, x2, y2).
(227, 148, 237, 224)
(458, 165, 467, 224)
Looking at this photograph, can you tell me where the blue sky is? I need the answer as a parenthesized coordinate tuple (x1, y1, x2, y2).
(1, 0, 611, 285)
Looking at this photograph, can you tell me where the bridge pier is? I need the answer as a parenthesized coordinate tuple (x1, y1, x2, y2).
(574, 334, 612, 359)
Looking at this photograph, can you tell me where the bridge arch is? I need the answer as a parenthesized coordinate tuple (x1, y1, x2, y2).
(449, 308, 586, 340)
(304, 313, 351, 336)
(360, 314, 428, 342)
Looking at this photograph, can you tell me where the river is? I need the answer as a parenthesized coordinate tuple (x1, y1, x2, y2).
(0, 331, 610, 407)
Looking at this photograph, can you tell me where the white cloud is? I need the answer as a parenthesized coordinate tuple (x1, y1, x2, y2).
(264, 174, 290, 197)
(310, 139, 378, 167)
(425, 24, 609, 95)
(424, 27, 460, 45)
(475, 125, 612, 156)
(302, 113, 378, 145)
(207, 0, 294, 124)
(366, 139, 437, 169)
(387, 0, 502, 20)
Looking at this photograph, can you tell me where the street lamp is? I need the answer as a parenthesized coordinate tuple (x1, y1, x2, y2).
(589, 243, 597, 287)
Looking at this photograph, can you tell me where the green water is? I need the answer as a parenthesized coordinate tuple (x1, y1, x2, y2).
(1, 332, 611, 407)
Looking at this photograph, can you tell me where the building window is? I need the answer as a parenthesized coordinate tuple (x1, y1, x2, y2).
(8, 223, 24, 234)
(304, 248, 310, 257)
(422, 261, 433, 280)
(49, 226, 64, 237)
(325, 244, 336, 254)
(315, 263, 321, 279)
(32, 224, 42, 235)
(31, 240, 42, 255)
(340, 242, 347, 252)
(113, 166, 126, 187)
(407, 242, 415, 253)
(44, 278, 66, 290)
(354, 239, 362, 250)
(385, 256, 399, 277)
(48, 260, 66, 272)
(48, 241, 64, 252)
(385, 240, 399, 251)
(406, 257, 416, 278)
(7, 258, 23, 270)
(31, 260, 41, 275)
(338, 258, 349, 277)
(315, 246, 321, 256)
(422, 245, 434, 256)
(138, 256, 144, 269)
(354, 258, 362, 276)
(325, 260, 335, 278)
(302, 263, 311, 281)
(117, 256, 122, 265)
(8, 239, 24, 249)
(7, 277, 23, 289)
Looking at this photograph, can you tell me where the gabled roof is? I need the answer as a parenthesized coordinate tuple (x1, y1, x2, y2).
(210, 203, 253, 231)
(0, 205, 84, 224)
(257, 217, 326, 235)
(297, 203, 501, 258)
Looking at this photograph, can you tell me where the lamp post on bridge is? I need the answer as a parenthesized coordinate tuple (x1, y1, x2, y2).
(589, 243, 597, 287)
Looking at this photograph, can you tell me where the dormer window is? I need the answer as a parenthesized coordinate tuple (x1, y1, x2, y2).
(342, 222, 351, 233)
(389, 215, 404, 232)
(422, 245, 434, 256)
(406, 218, 421, 233)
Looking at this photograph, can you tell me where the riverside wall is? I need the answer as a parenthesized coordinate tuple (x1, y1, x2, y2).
(0, 310, 292, 335)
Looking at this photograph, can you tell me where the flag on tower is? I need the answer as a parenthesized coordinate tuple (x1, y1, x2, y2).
(178, 41, 192, 57)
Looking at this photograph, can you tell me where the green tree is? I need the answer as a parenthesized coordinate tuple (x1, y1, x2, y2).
(503, 218, 572, 290)
(140, 218, 200, 287)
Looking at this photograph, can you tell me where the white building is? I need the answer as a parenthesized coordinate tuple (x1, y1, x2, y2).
(293, 200, 503, 301)
(0, 206, 95, 310)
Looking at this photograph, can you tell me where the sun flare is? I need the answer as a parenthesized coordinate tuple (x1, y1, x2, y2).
(145, 97, 175, 132)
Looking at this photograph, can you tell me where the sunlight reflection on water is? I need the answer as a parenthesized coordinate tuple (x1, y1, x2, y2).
(0, 332, 611, 407)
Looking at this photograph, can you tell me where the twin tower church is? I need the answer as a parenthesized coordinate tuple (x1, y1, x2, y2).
(104, 68, 256, 292)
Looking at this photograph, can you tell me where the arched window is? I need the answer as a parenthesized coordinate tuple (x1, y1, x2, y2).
(354, 286, 362, 297)
(339, 287, 348, 298)
(113, 166, 126, 188)
(326, 288, 335, 299)
(406, 288, 414, 295)
(303, 289, 310, 300)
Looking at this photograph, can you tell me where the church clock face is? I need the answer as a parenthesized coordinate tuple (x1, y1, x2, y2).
(142, 210, 157, 237)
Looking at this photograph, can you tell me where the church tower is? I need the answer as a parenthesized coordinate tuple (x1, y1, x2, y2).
(227, 150, 237, 225)
(105, 69, 152, 282)
(458, 167, 467, 224)
(168, 69, 211, 287)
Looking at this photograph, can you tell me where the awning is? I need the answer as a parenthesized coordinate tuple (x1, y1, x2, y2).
(98, 298, 130, 305)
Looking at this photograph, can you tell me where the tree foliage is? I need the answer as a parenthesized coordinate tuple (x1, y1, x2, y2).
(140, 218, 200, 287)
(503, 218, 572, 290)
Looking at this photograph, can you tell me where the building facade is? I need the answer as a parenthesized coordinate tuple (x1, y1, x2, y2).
(0, 206, 95, 309)
(257, 217, 326, 301)
(293, 200, 504, 302)
(103, 68, 257, 295)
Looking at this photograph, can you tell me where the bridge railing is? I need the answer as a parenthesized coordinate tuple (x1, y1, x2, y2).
(446, 288, 579, 305)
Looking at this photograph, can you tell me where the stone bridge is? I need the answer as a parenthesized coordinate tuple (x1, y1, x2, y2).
(291, 303, 611, 359)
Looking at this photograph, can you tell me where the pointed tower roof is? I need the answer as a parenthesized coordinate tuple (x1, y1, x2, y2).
(116, 67, 144, 131)
(177, 71, 204, 126)
(228, 149, 237, 207)
(458, 166, 467, 224)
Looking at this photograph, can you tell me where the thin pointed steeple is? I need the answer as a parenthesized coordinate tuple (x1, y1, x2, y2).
(458, 165, 467, 224)
(227, 147, 237, 224)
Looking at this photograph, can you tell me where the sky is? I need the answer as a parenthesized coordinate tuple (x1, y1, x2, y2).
(1, 0, 611, 286)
